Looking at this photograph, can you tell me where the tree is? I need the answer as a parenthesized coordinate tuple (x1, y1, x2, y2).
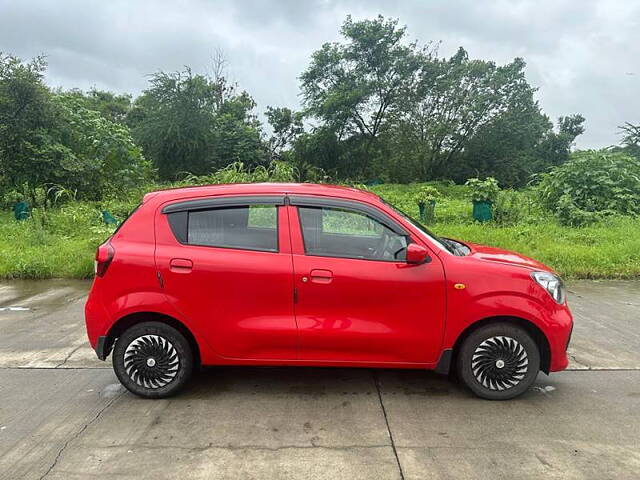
(534, 114, 585, 170)
(63, 88, 132, 124)
(0, 53, 149, 203)
(619, 122, 640, 159)
(300, 15, 422, 176)
(0, 53, 61, 202)
(451, 98, 553, 186)
(130, 64, 266, 180)
(296, 15, 586, 184)
(386, 50, 546, 180)
(51, 95, 152, 199)
(265, 106, 303, 160)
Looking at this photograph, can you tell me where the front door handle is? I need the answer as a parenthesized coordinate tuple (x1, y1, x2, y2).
(309, 269, 333, 284)
(170, 258, 193, 273)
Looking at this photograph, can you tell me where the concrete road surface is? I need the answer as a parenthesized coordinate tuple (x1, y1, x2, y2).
(0, 279, 638, 479)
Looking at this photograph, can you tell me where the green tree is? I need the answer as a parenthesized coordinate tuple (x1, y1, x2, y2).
(0, 53, 59, 202)
(63, 88, 132, 124)
(535, 114, 585, 169)
(51, 95, 152, 199)
(300, 15, 422, 176)
(0, 53, 149, 203)
(265, 106, 304, 161)
(451, 100, 552, 186)
(619, 122, 640, 159)
(130, 66, 265, 180)
(387, 51, 545, 181)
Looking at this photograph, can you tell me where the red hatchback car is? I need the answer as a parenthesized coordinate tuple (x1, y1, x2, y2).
(85, 183, 573, 400)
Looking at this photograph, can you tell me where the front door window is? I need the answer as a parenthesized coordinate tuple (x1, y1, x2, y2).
(298, 206, 408, 261)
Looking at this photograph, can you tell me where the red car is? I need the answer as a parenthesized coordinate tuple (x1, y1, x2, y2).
(85, 183, 573, 400)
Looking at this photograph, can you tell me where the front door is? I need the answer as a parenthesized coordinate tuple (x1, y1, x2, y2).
(155, 196, 298, 360)
(288, 199, 446, 364)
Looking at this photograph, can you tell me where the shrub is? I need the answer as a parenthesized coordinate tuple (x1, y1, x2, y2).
(413, 186, 441, 205)
(180, 160, 298, 186)
(465, 177, 500, 203)
(537, 150, 640, 225)
(493, 189, 542, 226)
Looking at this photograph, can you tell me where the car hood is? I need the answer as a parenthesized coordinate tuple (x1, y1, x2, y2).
(464, 242, 553, 272)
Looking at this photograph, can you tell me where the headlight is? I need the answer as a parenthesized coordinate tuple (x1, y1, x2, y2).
(531, 271, 566, 304)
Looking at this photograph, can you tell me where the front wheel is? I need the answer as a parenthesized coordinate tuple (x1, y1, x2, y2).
(113, 321, 193, 398)
(457, 323, 540, 400)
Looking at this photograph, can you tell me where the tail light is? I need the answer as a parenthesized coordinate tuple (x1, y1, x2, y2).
(95, 242, 115, 277)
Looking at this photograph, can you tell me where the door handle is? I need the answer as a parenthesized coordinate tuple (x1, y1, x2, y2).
(309, 269, 333, 284)
(170, 258, 193, 273)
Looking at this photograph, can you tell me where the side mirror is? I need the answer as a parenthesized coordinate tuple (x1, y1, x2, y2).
(406, 243, 430, 265)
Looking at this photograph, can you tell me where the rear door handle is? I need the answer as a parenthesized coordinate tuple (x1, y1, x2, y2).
(309, 269, 333, 284)
(170, 258, 193, 273)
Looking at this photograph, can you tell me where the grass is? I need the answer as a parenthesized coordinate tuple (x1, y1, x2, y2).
(0, 182, 638, 280)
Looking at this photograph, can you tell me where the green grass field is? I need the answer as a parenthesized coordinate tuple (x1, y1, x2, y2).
(1, 182, 638, 280)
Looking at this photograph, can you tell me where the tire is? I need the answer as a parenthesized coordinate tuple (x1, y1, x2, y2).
(112, 321, 194, 399)
(457, 323, 540, 400)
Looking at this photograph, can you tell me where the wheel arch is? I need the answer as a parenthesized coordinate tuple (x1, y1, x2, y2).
(451, 316, 551, 374)
(104, 312, 201, 367)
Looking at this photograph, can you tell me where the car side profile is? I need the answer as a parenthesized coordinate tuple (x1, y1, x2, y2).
(85, 183, 573, 400)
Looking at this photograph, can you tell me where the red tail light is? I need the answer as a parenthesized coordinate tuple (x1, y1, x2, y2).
(95, 242, 115, 277)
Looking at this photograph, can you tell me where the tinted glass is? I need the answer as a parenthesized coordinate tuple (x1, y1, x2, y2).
(298, 206, 407, 261)
(188, 205, 278, 252)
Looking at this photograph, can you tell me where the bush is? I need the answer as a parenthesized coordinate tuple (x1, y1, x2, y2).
(179, 160, 298, 186)
(493, 189, 543, 226)
(413, 186, 441, 205)
(465, 177, 500, 203)
(537, 150, 640, 225)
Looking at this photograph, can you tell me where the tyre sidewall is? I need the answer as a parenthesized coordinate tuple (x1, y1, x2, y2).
(113, 321, 193, 399)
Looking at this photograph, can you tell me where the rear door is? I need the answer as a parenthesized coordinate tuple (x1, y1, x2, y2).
(155, 195, 298, 360)
(288, 196, 446, 364)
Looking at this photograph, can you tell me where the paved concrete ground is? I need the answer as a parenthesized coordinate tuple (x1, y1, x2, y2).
(0, 279, 638, 479)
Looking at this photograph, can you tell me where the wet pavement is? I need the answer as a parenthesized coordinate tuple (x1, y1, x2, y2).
(0, 279, 639, 479)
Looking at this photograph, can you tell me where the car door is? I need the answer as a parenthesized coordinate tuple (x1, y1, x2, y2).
(288, 196, 446, 364)
(154, 195, 298, 360)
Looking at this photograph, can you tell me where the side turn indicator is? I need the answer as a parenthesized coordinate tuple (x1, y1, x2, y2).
(454, 283, 466, 290)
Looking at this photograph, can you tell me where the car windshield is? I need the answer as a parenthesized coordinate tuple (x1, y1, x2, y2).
(378, 198, 454, 254)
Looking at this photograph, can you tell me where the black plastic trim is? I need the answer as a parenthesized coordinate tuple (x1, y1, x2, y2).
(566, 322, 573, 351)
(95, 335, 112, 361)
(435, 348, 453, 375)
(167, 211, 188, 243)
(162, 195, 285, 214)
(288, 195, 408, 236)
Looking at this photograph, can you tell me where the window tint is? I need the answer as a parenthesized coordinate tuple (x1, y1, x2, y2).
(188, 205, 278, 252)
(298, 206, 407, 261)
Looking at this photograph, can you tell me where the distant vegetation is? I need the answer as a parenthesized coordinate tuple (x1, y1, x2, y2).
(0, 16, 639, 279)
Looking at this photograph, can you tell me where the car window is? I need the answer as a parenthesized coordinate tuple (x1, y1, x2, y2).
(188, 205, 278, 252)
(298, 206, 407, 261)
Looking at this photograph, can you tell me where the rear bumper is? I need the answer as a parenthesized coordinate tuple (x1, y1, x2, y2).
(85, 280, 112, 358)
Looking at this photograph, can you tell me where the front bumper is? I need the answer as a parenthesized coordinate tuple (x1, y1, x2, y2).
(548, 306, 573, 372)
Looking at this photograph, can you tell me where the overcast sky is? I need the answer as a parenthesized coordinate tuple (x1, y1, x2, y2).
(1, 0, 638, 148)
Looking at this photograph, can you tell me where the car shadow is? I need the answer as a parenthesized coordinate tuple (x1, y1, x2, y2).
(177, 365, 466, 399)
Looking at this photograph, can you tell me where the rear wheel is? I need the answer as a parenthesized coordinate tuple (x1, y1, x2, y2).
(113, 321, 193, 398)
(457, 323, 540, 400)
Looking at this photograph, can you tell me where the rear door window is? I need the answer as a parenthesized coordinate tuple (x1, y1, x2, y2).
(186, 204, 278, 252)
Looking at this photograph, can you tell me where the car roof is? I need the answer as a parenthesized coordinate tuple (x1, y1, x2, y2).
(144, 183, 381, 204)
